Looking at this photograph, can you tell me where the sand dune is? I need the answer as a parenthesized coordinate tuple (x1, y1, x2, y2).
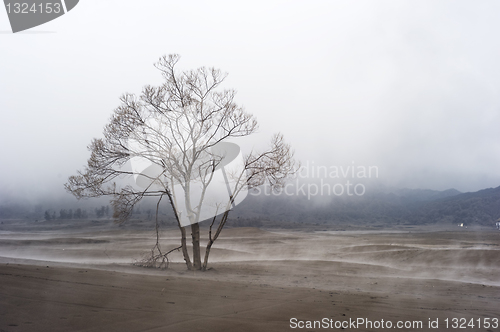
(0, 223, 499, 331)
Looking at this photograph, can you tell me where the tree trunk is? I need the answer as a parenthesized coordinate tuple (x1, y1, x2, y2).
(179, 226, 192, 270)
(201, 241, 213, 271)
(191, 223, 202, 270)
(165, 189, 192, 270)
(201, 209, 231, 271)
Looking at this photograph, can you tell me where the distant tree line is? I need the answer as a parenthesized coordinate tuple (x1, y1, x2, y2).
(42, 205, 111, 221)
(95, 206, 110, 218)
(44, 208, 88, 220)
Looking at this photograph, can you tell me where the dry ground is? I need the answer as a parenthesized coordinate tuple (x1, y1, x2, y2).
(0, 222, 499, 331)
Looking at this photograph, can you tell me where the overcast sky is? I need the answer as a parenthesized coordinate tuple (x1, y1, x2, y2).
(1, 0, 500, 204)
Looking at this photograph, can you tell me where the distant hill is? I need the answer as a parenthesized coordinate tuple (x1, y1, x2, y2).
(229, 185, 500, 227)
(392, 188, 462, 202)
(407, 186, 500, 226)
(2, 184, 499, 228)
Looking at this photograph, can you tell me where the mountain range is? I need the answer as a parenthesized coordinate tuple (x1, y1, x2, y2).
(1, 185, 499, 228)
(228, 185, 500, 227)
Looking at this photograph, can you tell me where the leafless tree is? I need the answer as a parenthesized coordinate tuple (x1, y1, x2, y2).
(65, 54, 296, 271)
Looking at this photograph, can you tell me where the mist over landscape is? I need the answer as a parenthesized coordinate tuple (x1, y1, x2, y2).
(1, 1, 500, 206)
(1, 1, 500, 332)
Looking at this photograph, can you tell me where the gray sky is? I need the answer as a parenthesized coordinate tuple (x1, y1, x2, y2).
(1, 0, 500, 204)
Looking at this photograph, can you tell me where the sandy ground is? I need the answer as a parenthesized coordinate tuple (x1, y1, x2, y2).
(0, 221, 499, 331)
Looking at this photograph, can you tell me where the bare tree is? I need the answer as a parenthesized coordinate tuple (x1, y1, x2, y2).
(202, 133, 295, 270)
(65, 54, 296, 271)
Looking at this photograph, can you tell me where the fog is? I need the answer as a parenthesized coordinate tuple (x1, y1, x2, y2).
(1, 224, 498, 287)
(1, 1, 500, 206)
